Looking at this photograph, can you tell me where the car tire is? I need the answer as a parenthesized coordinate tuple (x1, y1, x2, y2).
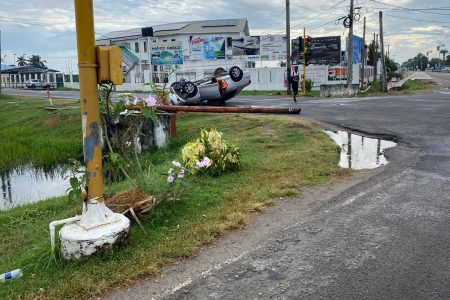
(181, 81, 198, 97)
(229, 66, 243, 82)
(214, 67, 226, 76)
(31, 84, 36, 89)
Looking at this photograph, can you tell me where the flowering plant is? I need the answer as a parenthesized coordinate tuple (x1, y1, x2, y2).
(182, 129, 241, 176)
(164, 160, 188, 201)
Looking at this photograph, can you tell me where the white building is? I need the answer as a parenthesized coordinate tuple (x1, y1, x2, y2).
(96, 18, 250, 84)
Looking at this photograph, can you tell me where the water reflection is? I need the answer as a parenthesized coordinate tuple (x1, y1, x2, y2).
(0, 166, 70, 211)
(325, 130, 397, 170)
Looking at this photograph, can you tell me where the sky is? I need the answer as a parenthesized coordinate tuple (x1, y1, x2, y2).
(0, 0, 449, 71)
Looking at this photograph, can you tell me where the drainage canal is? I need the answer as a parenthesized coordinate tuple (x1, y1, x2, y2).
(324, 130, 397, 170)
(0, 166, 71, 211)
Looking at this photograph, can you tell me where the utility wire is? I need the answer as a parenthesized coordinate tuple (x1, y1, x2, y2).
(383, 13, 450, 24)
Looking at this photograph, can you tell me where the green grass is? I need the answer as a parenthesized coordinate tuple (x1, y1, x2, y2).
(359, 79, 435, 97)
(0, 95, 346, 299)
(0, 94, 82, 173)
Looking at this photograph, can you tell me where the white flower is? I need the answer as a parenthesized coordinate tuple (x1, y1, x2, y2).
(196, 157, 211, 168)
(172, 161, 181, 168)
(167, 174, 174, 183)
(177, 169, 185, 178)
(168, 168, 174, 175)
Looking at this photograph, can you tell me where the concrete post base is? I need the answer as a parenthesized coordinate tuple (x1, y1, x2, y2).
(59, 213, 130, 260)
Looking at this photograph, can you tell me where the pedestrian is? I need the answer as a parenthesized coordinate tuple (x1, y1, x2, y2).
(290, 66, 299, 102)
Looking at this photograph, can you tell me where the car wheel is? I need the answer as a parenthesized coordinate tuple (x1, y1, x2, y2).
(31, 84, 36, 89)
(214, 67, 226, 76)
(229, 66, 243, 82)
(181, 81, 198, 97)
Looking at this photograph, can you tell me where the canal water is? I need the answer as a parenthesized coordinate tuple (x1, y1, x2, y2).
(0, 166, 71, 211)
(324, 130, 397, 170)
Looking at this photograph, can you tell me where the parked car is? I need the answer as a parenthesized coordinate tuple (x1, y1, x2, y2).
(25, 79, 54, 89)
(169, 66, 251, 105)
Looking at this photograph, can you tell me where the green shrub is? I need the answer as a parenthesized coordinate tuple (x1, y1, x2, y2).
(181, 129, 241, 176)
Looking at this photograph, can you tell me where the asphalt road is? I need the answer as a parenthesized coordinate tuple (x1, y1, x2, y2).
(104, 72, 450, 299)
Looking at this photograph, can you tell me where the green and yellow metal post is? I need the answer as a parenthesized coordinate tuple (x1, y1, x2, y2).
(74, 0, 104, 202)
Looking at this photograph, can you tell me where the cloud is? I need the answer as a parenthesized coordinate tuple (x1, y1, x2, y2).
(1, 0, 449, 69)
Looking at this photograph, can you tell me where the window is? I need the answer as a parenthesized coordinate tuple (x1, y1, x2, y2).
(171, 38, 176, 42)
(143, 41, 147, 53)
(135, 42, 139, 53)
(163, 39, 167, 42)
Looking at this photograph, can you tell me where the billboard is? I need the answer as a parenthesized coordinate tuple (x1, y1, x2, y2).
(291, 36, 341, 65)
(352, 35, 363, 64)
(151, 41, 183, 65)
(189, 36, 225, 60)
(260, 35, 287, 61)
(232, 36, 261, 59)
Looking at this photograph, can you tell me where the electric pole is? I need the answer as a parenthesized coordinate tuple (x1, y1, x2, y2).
(379, 11, 387, 92)
(347, 0, 354, 89)
(286, 0, 291, 94)
(361, 17, 366, 88)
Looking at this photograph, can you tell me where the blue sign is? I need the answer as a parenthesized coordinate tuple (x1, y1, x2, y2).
(352, 35, 363, 64)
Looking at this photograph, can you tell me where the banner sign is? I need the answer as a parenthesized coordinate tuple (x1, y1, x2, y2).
(260, 35, 287, 61)
(151, 41, 183, 65)
(189, 36, 226, 60)
(232, 36, 261, 60)
(352, 35, 363, 64)
(291, 36, 341, 65)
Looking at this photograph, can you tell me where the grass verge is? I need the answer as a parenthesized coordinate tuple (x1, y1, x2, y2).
(0, 94, 82, 173)
(359, 79, 436, 97)
(0, 95, 347, 299)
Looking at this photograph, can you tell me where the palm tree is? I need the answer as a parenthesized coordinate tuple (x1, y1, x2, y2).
(16, 55, 27, 67)
(27, 54, 47, 68)
(440, 49, 448, 62)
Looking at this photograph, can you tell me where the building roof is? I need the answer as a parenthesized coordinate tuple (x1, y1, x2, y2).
(1, 66, 59, 74)
(96, 18, 249, 44)
(1, 64, 15, 71)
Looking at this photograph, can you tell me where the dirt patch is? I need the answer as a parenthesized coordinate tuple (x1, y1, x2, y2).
(43, 115, 74, 126)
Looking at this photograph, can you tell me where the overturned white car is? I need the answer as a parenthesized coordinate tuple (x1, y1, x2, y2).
(169, 66, 251, 105)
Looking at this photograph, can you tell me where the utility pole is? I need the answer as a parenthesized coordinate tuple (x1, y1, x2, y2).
(361, 17, 366, 88)
(302, 28, 306, 95)
(373, 32, 376, 79)
(379, 11, 387, 92)
(74, 0, 104, 202)
(286, 0, 291, 94)
(346, 0, 354, 89)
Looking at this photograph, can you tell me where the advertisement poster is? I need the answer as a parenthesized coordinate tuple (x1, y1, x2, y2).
(291, 36, 341, 65)
(232, 36, 261, 59)
(328, 66, 348, 81)
(151, 41, 183, 65)
(189, 36, 225, 60)
(260, 35, 287, 61)
(352, 35, 363, 64)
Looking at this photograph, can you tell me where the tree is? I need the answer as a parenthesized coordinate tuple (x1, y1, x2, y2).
(16, 55, 27, 67)
(27, 55, 47, 68)
(440, 49, 448, 63)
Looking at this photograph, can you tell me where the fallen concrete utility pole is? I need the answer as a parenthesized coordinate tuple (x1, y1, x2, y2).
(130, 105, 301, 114)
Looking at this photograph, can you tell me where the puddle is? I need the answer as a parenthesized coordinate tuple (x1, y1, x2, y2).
(0, 166, 71, 211)
(324, 130, 397, 170)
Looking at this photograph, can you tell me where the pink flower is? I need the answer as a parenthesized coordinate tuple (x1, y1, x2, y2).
(196, 157, 211, 168)
(144, 95, 157, 107)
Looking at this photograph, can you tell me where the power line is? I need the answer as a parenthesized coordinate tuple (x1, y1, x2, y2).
(383, 13, 450, 24)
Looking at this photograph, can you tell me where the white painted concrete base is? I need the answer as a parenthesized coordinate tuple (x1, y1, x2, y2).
(59, 214, 130, 260)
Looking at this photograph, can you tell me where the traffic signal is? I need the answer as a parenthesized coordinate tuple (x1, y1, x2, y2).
(306, 36, 313, 49)
(298, 37, 304, 53)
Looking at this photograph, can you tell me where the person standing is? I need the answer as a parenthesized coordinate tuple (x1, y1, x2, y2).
(290, 66, 300, 102)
